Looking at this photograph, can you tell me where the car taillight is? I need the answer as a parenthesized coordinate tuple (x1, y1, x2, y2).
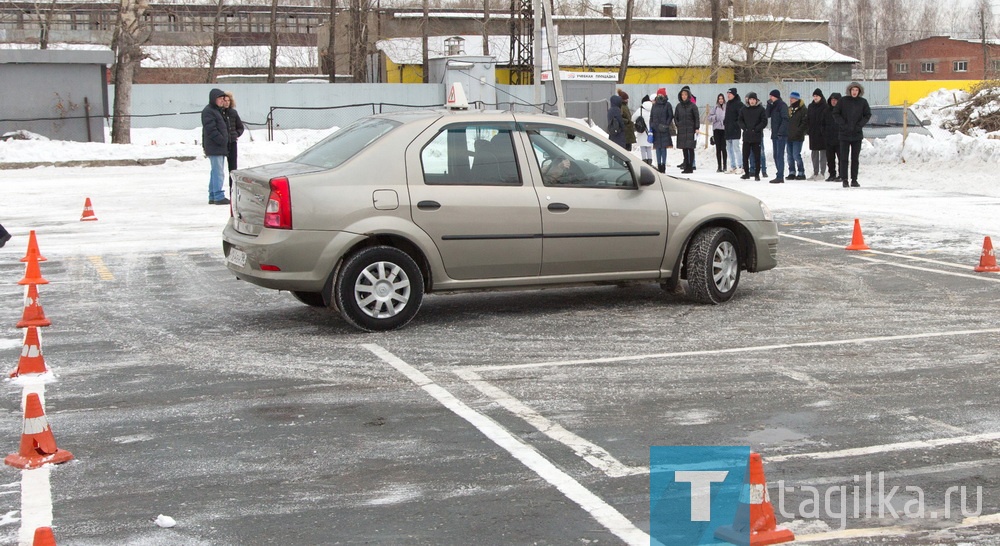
(263, 177, 292, 229)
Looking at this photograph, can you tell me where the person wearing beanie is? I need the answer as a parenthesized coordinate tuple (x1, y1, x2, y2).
(723, 87, 744, 173)
(649, 90, 674, 172)
(738, 91, 767, 181)
(201, 88, 231, 205)
(785, 91, 808, 180)
(617, 89, 636, 151)
(765, 88, 789, 183)
(832, 82, 871, 187)
(822, 92, 842, 181)
(632, 94, 655, 165)
(806, 88, 828, 180)
(674, 86, 699, 174)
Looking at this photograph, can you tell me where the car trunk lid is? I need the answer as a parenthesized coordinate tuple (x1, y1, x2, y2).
(231, 162, 323, 236)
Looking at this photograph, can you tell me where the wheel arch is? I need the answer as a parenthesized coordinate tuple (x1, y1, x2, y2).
(323, 233, 433, 307)
(677, 218, 756, 280)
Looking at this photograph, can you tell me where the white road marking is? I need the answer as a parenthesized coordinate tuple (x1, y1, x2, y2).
(469, 327, 1000, 372)
(363, 344, 649, 546)
(768, 432, 1000, 463)
(455, 369, 645, 478)
(794, 511, 1000, 542)
(781, 232, 973, 270)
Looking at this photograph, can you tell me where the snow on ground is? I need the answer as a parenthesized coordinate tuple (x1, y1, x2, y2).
(1, 108, 998, 264)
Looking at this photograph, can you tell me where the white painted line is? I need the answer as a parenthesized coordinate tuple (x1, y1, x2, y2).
(852, 254, 1000, 282)
(794, 512, 1000, 542)
(781, 232, 973, 270)
(455, 369, 646, 478)
(363, 344, 650, 546)
(768, 432, 1000, 463)
(469, 327, 1000, 372)
(778, 458, 1000, 487)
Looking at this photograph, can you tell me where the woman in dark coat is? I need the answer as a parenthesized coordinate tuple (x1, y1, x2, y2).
(649, 89, 674, 173)
(607, 94, 627, 149)
(673, 86, 700, 174)
(806, 88, 827, 180)
(618, 89, 636, 151)
(738, 92, 767, 181)
(822, 93, 842, 181)
(222, 91, 245, 172)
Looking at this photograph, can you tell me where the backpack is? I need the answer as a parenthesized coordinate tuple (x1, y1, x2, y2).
(635, 113, 647, 134)
(609, 115, 623, 135)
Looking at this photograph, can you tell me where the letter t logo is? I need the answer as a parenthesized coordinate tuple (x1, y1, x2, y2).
(674, 471, 729, 521)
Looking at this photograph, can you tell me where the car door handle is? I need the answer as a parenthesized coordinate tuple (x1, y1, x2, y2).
(547, 203, 570, 212)
(417, 200, 441, 211)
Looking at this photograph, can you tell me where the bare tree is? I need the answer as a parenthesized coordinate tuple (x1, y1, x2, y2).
(422, 0, 429, 83)
(110, 0, 149, 145)
(206, 0, 227, 83)
(348, 0, 373, 82)
(482, 0, 490, 56)
(710, 0, 721, 83)
(325, 0, 338, 82)
(617, 0, 634, 83)
(267, 0, 279, 82)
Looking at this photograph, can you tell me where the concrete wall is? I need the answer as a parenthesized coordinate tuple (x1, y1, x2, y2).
(0, 50, 112, 142)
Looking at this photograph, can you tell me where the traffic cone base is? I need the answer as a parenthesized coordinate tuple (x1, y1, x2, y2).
(10, 326, 49, 377)
(4, 393, 73, 470)
(32, 527, 57, 546)
(80, 197, 98, 221)
(17, 284, 51, 328)
(974, 236, 1000, 272)
(846, 218, 870, 251)
(20, 230, 47, 263)
(715, 452, 795, 546)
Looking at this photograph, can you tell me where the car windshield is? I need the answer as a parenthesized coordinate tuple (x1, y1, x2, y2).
(870, 108, 922, 127)
(293, 117, 401, 169)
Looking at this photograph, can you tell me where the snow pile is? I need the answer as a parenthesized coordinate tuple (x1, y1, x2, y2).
(911, 85, 1000, 138)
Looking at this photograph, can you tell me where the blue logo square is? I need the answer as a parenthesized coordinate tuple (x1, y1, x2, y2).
(650, 446, 751, 546)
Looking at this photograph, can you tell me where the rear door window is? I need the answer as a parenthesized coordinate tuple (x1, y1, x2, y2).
(420, 124, 521, 186)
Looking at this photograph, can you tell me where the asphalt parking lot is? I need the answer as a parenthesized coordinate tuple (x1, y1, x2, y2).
(2, 216, 999, 545)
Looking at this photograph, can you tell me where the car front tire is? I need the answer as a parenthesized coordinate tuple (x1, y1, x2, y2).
(686, 227, 741, 304)
(334, 246, 424, 332)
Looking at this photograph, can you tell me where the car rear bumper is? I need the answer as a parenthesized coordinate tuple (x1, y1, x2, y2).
(222, 222, 363, 292)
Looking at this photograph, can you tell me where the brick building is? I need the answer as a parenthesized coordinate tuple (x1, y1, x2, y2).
(887, 36, 1000, 81)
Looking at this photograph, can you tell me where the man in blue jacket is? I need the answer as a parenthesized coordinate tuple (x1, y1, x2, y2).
(765, 89, 789, 184)
(202, 88, 231, 205)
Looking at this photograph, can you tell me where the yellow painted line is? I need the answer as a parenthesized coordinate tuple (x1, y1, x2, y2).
(87, 256, 114, 281)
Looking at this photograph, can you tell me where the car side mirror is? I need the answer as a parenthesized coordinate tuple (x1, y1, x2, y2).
(921, 119, 931, 126)
(638, 164, 657, 186)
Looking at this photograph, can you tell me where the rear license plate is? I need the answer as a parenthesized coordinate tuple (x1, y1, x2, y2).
(227, 247, 247, 268)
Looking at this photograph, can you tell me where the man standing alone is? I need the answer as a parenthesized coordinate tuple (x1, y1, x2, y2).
(202, 88, 230, 205)
(832, 82, 872, 188)
(765, 89, 789, 184)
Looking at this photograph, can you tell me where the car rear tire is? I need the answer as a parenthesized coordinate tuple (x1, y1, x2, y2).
(291, 291, 326, 307)
(686, 227, 741, 304)
(334, 246, 424, 332)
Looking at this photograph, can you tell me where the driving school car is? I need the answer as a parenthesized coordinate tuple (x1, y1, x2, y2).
(222, 110, 778, 331)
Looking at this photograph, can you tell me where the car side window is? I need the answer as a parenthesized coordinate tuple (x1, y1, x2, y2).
(526, 126, 634, 189)
(420, 124, 521, 186)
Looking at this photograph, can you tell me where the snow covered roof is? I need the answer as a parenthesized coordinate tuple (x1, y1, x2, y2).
(0, 43, 317, 69)
(376, 34, 857, 67)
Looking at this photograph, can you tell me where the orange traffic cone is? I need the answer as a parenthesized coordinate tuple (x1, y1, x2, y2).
(10, 326, 49, 377)
(714, 452, 795, 546)
(80, 197, 98, 221)
(20, 230, 47, 263)
(974, 236, 1000, 272)
(33, 526, 57, 546)
(16, 284, 51, 328)
(4, 393, 74, 469)
(845, 218, 870, 251)
(17, 258, 49, 286)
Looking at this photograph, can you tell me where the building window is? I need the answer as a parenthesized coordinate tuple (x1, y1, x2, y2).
(993, 60, 1000, 71)
(953, 60, 969, 72)
(920, 62, 936, 73)
(895, 63, 909, 73)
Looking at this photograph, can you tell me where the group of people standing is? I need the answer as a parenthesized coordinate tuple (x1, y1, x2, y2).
(201, 88, 245, 205)
(611, 82, 872, 188)
(611, 87, 701, 174)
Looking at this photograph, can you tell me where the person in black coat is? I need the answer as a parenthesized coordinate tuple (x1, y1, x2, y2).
(649, 89, 674, 173)
(201, 88, 230, 205)
(723, 88, 743, 172)
(738, 92, 767, 181)
(221, 91, 245, 172)
(832, 81, 872, 187)
(607, 94, 627, 149)
(822, 93, 842, 181)
(806, 89, 828, 180)
(0, 223, 10, 248)
(674, 86, 700, 174)
(765, 89, 789, 183)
